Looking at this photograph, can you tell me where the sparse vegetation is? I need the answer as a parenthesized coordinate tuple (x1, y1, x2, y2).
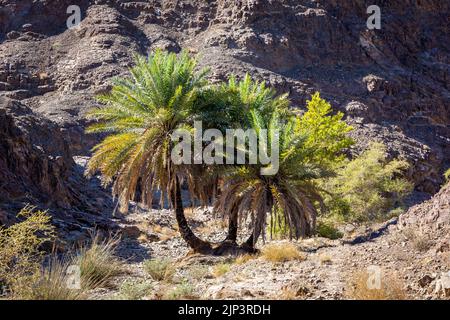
(444, 168, 450, 182)
(401, 228, 433, 252)
(0, 206, 55, 298)
(118, 278, 153, 300)
(261, 243, 305, 263)
(143, 258, 176, 282)
(75, 234, 123, 289)
(211, 263, 231, 278)
(413, 236, 433, 252)
(345, 270, 406, 300)
(187, 264, 210, 281)
(164, 280, 198, 300)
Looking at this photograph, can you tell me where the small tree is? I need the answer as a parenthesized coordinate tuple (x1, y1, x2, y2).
(321, 142, 413, 222)
(299, 92, 354, 166)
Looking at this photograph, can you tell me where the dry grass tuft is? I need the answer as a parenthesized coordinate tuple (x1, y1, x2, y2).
(235, 253, 258, 265)
(24, 257, 87, 300)
(345, 270, 406, 300)
(211, 263, 231, 278)
(319, 253, 333, 265)
(261, 243, 305, 263)
(75, 233, 124, 289)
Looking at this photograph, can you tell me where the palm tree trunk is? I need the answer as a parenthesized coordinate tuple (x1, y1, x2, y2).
(240, 228, 261, 253)
(171, 176, 212, 254)
(225, 206, 238, 242)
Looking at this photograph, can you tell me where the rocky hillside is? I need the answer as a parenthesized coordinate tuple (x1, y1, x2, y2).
(0, 0, 448, 198)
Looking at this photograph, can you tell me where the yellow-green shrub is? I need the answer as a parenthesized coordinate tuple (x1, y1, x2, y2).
(321, 142, 413, 222)
(0, 206, 55, 298)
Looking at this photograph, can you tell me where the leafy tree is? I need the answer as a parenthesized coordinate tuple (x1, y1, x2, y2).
(299, 92, 353, 166)
(321, 142, 413, 222)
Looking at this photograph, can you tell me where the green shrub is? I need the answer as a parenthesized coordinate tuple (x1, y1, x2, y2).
(0, 206, 55, 298)
(143, 258, 175, 282)
(444, 168, 450, 182)
(164, 280, 198, 300)
(299, 92, 354, 165)
(321, 142, 413, 222)
(316, 220, 343, 240)
(118, 278, 153, 300)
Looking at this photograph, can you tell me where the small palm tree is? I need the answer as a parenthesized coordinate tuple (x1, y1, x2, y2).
(85, 50, 213, 253)
(215, 109, 329, 250)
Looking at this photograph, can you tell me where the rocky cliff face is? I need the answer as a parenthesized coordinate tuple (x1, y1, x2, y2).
(0, 96, 115, 240)
(0, 0, 448, 200)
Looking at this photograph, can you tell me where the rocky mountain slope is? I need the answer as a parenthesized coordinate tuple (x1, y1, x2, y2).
(1, 1, 448, 196)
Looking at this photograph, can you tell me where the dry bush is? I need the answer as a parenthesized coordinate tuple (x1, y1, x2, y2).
(211, 263, 231, 278)
(413, 236, 432, 252)
(401, 227, 432, 252)
(74, 233, 124, 289)
(345, 270, 406, 300)
(235, 254, 257, 265)
(143, 258, 175, 282)
(261, 243, 305, 263)
(319, 253, 333, 265)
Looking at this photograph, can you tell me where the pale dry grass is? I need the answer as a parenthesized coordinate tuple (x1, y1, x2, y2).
(261, 243, 305, 263)
(235, 253, 258, 265)
(319, 253, 333, 265)
(345, 270, 407, 300)
(211, 263, 231, 278)
(75, 233, 124, 289)
(151, 225, 178, 241)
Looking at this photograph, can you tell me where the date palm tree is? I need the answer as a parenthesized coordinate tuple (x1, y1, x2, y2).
(215, 109, 329, 250)
(194, 74, 291, 244)
(85, 50, 214, 253)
